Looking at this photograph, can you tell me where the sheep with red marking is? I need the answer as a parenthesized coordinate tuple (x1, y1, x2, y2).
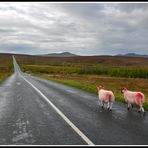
(121, 87, 145, 115)
(97, 85, 115, 111)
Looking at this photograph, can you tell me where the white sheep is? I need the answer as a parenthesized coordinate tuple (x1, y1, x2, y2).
(121, 87, 145, 115)
(97, 85, 115, 111)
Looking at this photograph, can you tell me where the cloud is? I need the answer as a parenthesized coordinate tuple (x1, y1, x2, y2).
(0, 2, 148, 55)
(116, 3, 148, 12)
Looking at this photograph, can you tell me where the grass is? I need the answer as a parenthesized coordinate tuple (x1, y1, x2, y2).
(15, 55, 148, 79)
(21, 64, 80, 74)
(0, 54, 13, 83)
(18, 63, 148, 79)
(15, 54, 148, 67)
(78, 65, 148, 79)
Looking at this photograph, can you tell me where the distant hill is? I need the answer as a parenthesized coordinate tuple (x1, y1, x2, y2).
(116, 53, 148, 58)
(39, 52, 79, 57)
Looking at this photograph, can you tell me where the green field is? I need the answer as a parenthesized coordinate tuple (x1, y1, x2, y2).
(0, 54, 13, 83)
(15, 54, 148, 110)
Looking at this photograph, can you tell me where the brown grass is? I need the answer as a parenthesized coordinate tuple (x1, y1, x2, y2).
(0, 53, 13, 82)
(15, 54, 148, 67)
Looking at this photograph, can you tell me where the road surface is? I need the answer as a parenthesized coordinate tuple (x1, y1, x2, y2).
(0, 56, 147, 145)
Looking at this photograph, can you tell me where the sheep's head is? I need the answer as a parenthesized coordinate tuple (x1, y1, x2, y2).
(121, 87, 128, 93)
(98, 85, 104, 90)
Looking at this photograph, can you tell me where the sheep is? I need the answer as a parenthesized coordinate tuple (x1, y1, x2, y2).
(121, 87, 145, 115)
(97, 85, 115, 111)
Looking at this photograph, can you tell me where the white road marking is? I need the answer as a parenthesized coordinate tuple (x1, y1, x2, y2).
(16, 82, 21, 85)
(66, 89, 77, 94)
(5, 84, 11, 87)
(20, 75, 95, 145)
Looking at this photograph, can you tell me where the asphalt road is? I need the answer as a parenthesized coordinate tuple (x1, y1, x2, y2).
(0, 56, 147, 145)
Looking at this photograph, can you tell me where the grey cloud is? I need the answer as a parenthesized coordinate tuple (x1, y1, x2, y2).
(53, 3, 104, 18)
(0, 28, 16, 32)
(116, 3, 148, 12)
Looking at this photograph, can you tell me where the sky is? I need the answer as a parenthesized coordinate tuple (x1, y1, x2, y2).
(0, 2, 148, 56)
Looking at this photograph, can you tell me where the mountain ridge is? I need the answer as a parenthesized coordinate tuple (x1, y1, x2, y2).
(38, 52, 79, 57)
(116, 53, 148, 57)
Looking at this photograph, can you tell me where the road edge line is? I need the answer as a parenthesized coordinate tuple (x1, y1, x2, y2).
(21, 75, 95, 145)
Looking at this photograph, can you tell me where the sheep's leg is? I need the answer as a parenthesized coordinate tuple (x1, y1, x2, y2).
(109, 102, 113, 111)
(127, 102, 131, 110)
(138, 105, 142, 112)
(100, 101, 104, 109)
(138, 108, 141, 113)
(139, 105, 145, 115)
(141, 106, 144, 113)
(107, 102, 110, 110)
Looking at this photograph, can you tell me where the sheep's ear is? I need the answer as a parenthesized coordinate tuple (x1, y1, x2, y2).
(121, 88, 124, 93)
(124, 87, 127, 90)
(100, 85, 104, 88)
